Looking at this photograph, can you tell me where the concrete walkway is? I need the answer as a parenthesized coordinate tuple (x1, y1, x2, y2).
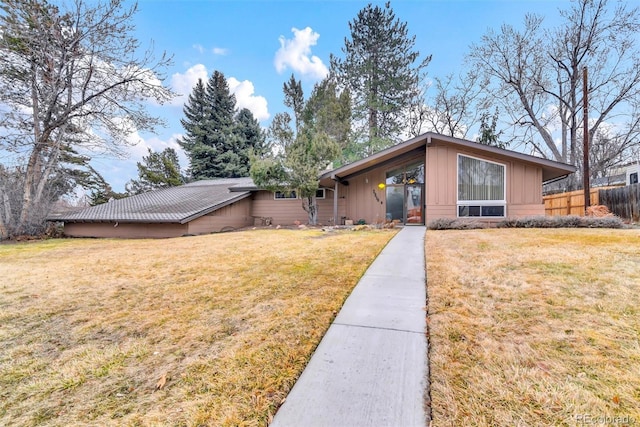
(270, 226, 428, 427)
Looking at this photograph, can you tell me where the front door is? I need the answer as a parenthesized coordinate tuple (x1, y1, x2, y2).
(385, 184, 424, 225)
(405, 184, 423, 224)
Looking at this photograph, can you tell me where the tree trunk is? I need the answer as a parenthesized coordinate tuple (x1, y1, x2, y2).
(303, 195, 318, 225)
(18, 63, 44, 234)
(0, 188, 11, 239)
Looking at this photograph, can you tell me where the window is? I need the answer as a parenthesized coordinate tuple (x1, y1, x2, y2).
(315, 188, 325, 199)
(630, 172, 638, 185)
(274, 190, 297, 200)
(385, 161, 425, 185)
(457, 154, 506, 217)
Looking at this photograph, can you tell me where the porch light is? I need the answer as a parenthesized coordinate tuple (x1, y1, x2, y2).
(378, 183, 386, 189)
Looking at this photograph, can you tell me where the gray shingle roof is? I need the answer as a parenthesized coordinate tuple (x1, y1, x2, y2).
(49, 178, 255, 224)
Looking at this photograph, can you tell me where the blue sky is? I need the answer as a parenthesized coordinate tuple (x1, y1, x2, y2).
(93, 0, 570, 192)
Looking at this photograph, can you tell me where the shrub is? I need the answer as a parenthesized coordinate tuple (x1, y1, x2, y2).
(428, 215, 625, 230)
(427, 218, 487, 230)
(496, 215, 624, 229)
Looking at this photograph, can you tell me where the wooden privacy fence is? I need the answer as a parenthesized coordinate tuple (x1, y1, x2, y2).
(544, 188, 601, 216)
(598, 184, 640, 222)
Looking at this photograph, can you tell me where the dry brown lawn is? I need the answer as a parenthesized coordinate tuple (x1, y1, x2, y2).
(426, 228, 640, 427)
(0, 228, 396, 426)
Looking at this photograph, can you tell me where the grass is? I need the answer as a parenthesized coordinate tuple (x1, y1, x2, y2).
(426, 228, 640, 427)
(0, 228, 396, 426)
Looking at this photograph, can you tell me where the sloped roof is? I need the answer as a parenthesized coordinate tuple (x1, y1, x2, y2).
(49, 178, 254, 224)
(319, 132, 576, 185)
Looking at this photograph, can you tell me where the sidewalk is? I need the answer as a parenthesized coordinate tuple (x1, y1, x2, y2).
(270, 226, 428, 427)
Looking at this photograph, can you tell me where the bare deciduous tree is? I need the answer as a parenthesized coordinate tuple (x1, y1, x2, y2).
(469, 0, 640, 187)
(0, 0, 175, 237)
(411, 71, 489, 139)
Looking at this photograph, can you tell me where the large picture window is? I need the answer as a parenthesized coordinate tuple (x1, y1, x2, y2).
(457, 154, 506, 217)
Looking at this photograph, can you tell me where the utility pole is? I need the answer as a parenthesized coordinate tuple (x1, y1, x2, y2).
(583, 67, 591, 213)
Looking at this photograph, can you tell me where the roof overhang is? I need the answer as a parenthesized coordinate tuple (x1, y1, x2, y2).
(319, 132, 576, 184)
(48, 190, 253, 224)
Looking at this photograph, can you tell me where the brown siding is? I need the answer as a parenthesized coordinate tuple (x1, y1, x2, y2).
(187, 197, 254, 234)
(507, 204, 545, 217)
(63, 222, 188, 238)
(341, 152, 425, 224)
(424, 143, 545, 222)
(251, 191, 344, 225)
(342, 171, 386, 224)
(509, 162, 542, 204)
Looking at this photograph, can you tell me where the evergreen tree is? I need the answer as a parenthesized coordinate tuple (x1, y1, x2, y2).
(126, 147, 184, 195)
(304, 77, 352, 164)
(330, 1, 430, 157)
(178, 70, 255, 179)
(236, 108, 267, 159)
(88, 185, 127, 206)
(250, 76, 340, 225)
(283, 74, 305, 133)
(178, 79, 209, 164)
(477, 108, 507, 149)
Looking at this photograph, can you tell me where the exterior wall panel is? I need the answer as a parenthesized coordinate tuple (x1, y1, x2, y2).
(343, 171, 386, 224)
(251, 191, 343, 225)
(424, 143, 545, 222)
(63, 222, 188, 238)
(187, 197, 254, 234)
(341, 152, 425, 224)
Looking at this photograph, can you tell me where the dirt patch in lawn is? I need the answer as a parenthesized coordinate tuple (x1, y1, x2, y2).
(426, 228, 640, 427)
(0, 228, 396, 426)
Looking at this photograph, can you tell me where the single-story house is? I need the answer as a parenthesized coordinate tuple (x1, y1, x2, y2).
(50, 132, 576, 238)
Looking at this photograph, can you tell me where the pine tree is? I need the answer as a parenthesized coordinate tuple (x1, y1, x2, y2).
(250, 76, 340, 225)
(330, 1, 430, 157)
(283, 74, 305, 133)
(236, 108, 267, 159)
(178, 71, 256, 179)
(477, 108, 507, 150)
(178, 78, 209, 170)
(126, 147, 184, 195)
(304, 77, 352, 164)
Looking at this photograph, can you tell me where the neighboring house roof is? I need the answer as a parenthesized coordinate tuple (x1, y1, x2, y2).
(591, 173, 626, 187)
(319, 132, 577, 185)
(48, 178, 254, 224)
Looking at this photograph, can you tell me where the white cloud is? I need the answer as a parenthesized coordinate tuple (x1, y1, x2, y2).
(213, 47, 229, 56)
(168, 64, 269, 121)
(228, 77, 270, 121)
(192, 44, 205, 54)
(274, 27, 329, 80)
(169, 64, 208, 105)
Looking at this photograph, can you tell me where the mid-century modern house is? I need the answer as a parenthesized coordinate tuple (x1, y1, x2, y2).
(50, 132, 576, 238)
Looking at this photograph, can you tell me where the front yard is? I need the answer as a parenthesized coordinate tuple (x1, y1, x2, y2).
(0, 229, 395, 426)
(426, 228, 640, 426)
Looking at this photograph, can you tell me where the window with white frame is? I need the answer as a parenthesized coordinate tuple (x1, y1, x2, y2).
(315, 188, 325, 199)
(274, 190, 297, 200)
(457, 154, 506, 217)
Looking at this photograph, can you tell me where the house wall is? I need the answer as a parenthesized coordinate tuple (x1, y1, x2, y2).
(339, 153, 427, 224)
(187, 197, 254, 234)
(425, 144, 545, 221)
(63, 222, 188, 238)
(250, 191, 344, 225)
